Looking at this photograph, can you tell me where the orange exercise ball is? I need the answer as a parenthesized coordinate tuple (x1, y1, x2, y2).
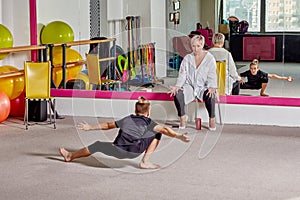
(0, 91, 11, 123)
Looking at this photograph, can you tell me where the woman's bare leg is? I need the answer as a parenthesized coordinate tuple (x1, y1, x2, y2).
(139, 139, 160, 169)
(59, 147, 91, 162)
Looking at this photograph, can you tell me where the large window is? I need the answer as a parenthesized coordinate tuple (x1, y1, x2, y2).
(223, 0, 261, 32)
(266, 0, 300, 31)
(223, 0, 300, 32)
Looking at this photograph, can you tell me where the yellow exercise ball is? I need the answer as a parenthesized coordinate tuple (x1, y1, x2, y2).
(52, 48, 83, 65)
(76, 72, 90, 90)
(52, 48, 83, 87)
(41, 21, 74, 44)
(13, 75, 25, 99)
(0, 65, 24, 99)
(0, 24, 14, 60)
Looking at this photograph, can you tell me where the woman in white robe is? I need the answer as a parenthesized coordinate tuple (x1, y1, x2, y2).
(169, 35, 218, 130)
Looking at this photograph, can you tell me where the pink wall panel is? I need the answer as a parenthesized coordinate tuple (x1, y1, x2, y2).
(243, 37, 275, 61)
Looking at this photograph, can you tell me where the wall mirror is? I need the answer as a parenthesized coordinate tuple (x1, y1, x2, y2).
(232, 32, 299, 99)
(38, 0, 299, 103)
(164, 0, 300, 107)
(1, 0, 299, 107)
(223, 0, 299, 100)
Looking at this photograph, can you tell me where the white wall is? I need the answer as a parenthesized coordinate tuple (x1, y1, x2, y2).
(151, 0, 167, 78)
(201, 0, 217, 31)
(166, 0, 201, 35)
(0, 0, 2, 22)
(55, 97, 300, 127)
(107, 0, 123, 21)
(106, 0, 152, 44)
(124, 0, 151, 36)
(37, 0, 90, 55)
(0, 0, 29, 68)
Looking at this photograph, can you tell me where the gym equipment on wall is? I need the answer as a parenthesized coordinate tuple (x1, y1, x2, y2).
(124, 16, 157, 88)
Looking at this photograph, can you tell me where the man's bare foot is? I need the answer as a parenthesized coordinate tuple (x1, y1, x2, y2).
(59, 147, 72, 162)
(139, 161, 160, 169)
(260, 92, 269, 96)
